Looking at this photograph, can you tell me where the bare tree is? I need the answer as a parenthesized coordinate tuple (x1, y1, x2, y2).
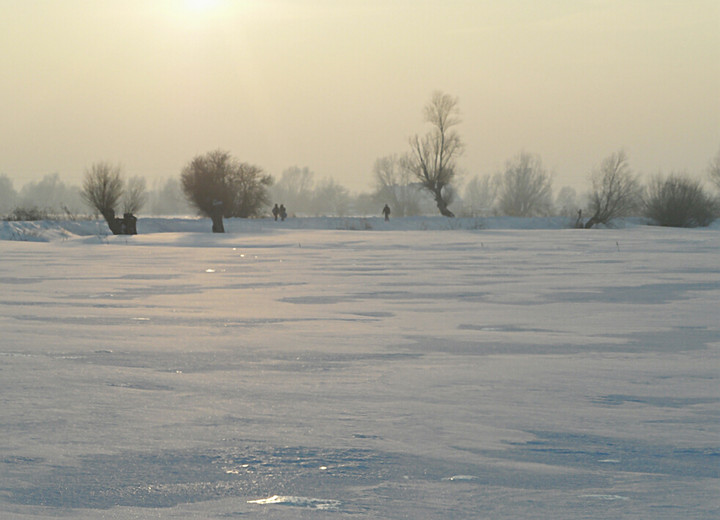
(122, 176, 147, 215)
(373, 154, 421, 217)
(403, 91, 464, 217)
(0, 174, 18, 215)
(312, 178, 351, 217)
(270, 166, 315, 215)
(461, 174, 497, 217)
(19, 173, 84, 216)
(81, 162, 124, 234)
(644, 173, 717, 227)
(496, 152, 553, 217)
(147, 178, 192, 215)
(181, 150, 272, 232)
(584, 151, 643, 228)
(554, 186, 579, 218)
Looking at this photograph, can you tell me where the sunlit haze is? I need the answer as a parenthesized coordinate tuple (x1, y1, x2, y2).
(2, 0, 718, 193)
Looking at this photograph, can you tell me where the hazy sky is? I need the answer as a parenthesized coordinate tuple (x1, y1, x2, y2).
(2, 0, 719, 193)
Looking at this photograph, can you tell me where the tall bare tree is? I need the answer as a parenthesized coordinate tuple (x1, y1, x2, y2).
(403, 91, 463, 217)
(81, 162, 124, 233)
(462, 174, 498, 217)
(496, 152, 553, 217)
(584, 150, 643, 228)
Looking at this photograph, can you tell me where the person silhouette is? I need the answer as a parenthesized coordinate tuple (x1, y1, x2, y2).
(382, 204, 391, 221)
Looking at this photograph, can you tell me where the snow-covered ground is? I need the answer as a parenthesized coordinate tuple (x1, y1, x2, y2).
(0, 215, 579, 242)
(1, 217, 718, 519)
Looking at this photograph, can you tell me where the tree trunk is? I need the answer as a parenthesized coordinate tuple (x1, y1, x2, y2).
(102, 210, 122, 235)
(434, 189, 455, 217)
(584, 215, 599, 229)
(211, 215, 225, 233)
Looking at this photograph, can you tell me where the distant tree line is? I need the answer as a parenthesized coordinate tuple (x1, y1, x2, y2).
(450, 148, 718, 228)
(371, 91, 719, 227)
(1, 112, 718, 230)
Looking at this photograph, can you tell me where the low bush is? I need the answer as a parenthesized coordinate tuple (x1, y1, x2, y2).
(5, 207, 49, 221)
(2, 206, 94, 221)
(644, 174, 717, 227)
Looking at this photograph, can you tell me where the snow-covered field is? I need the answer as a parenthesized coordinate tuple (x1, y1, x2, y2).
(1, 217, 718, 519)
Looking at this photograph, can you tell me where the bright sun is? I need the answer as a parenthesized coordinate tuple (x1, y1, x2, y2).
(184, 0, 221, 12)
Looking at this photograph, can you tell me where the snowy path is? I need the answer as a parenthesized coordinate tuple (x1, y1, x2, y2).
(0, 225, 718, 518)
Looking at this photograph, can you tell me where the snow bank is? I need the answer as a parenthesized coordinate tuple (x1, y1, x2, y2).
(0, 215, 672, 242)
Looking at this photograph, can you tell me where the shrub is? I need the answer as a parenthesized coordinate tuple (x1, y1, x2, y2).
(7, 207, 49, 221)
(644, 174, 717, 227)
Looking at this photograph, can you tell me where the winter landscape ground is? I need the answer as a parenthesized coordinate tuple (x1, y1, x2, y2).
(0, 217, 718, 519)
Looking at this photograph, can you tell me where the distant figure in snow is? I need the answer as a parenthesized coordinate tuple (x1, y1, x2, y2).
(382, 204, 391, 221)
(279, 204, 287, 221)
(272, 203, 280, 221)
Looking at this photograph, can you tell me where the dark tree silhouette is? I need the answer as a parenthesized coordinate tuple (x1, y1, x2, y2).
(81, 162, 124, 234)
(181, 150, 272, 232)
(585, 151, 643, 228)
(644, 173, 717, 227)
(404, 91, 463, 217)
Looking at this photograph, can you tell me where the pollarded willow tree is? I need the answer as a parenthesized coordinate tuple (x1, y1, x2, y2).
(403, 91, 464, 217)
(181, 150, 272, 232)
(81, 162, 125, 234)
(81, 163, 147, 234)
(584, 150, 643, 228)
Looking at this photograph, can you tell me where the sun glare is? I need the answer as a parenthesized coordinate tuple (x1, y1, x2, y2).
(184, 0, 221, 12)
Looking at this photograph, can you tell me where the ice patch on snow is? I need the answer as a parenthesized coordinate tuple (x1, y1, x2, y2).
(247, 495, 341, 509)
(443, 475, 479, 481)
(580, 494, 629, 501)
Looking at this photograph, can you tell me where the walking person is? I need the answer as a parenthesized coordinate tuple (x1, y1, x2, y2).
(382, 204, 391, 221)
(272, 203, 280, 221)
